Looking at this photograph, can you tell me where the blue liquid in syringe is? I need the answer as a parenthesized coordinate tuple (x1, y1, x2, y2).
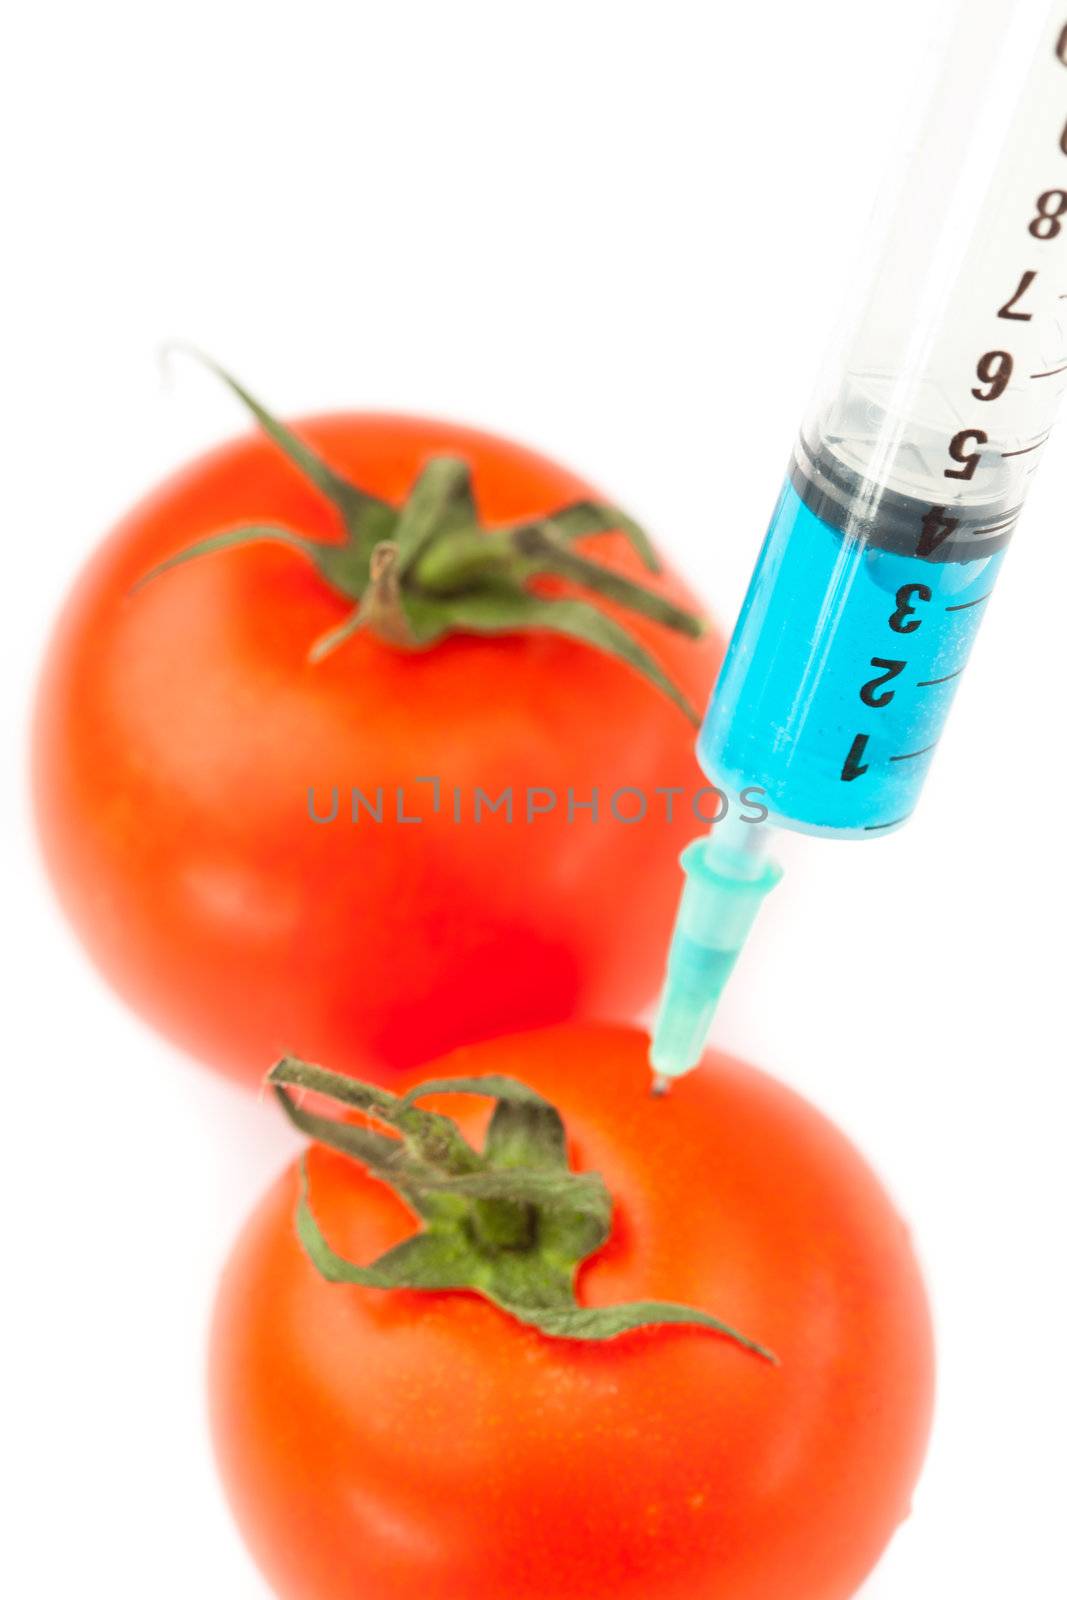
(700, 449, 1011, 836)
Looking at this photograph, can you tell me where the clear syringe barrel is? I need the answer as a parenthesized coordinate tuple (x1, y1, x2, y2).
(701, 2, 1067, 836)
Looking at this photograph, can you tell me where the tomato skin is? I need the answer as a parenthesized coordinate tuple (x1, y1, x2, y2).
(33, 416, 719, 1085)
(209, 1024, 935, 1600)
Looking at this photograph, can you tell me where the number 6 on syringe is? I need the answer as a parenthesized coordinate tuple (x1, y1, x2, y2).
(972, 351, 1013, 399)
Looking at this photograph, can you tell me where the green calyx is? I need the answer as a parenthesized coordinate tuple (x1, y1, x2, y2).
(144, 353, 707, 723)
(270, 1057, 776, 1357)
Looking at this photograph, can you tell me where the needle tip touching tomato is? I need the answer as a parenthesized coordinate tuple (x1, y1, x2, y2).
(210, 1023, 935, 1600)
(33, 372, 722, 1085)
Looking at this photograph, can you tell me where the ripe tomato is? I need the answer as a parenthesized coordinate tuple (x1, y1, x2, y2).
(210, 1024, 934, 1600)
(33, 408, 719, 1086)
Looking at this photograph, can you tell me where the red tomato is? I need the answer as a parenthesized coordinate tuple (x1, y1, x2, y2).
(210, 1024, 935, 1600)
(33, 413, 719, 1086)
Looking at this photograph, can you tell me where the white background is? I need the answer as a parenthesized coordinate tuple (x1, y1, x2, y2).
(3, 1, 1065, 1595)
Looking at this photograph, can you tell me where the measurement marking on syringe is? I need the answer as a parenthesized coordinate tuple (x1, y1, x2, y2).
(1002, 432, 1051, 457)
(890, 742, 939, 763)
(916, 667, 965, 687)
(1030, 361, 1067, 377)
(863, 816, 913, 832)
(973, 513, 1019, 535)
(945, 592, 993, 611)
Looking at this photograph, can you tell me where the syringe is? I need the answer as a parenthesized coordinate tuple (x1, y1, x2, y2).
(652, 1, 1067, 1084)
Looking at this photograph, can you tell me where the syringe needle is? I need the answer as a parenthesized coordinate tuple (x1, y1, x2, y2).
(649, 818, 781, 1088)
